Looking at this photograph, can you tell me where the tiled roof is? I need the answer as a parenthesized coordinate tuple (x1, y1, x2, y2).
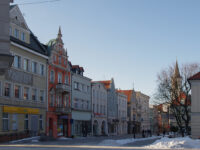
(188, 72, 200, 80)
(98, 80, 111, 89)
(10, 32, 48, 56)
(117, 90, 132, 102)
(72, 65, 84, 71)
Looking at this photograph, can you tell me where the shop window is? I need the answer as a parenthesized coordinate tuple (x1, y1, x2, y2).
(12, 114, 18, 131)
(2, 113, 9, 131)
(24, 87, 29, 100)
(14, 55, 21, 69)
(4, 83, 11, 97)
(40, 90, 44, 102)
(24, 114, 29, 130)
(14, 85, 21, 99)
(32, 61, 37, 73)
(32, 88, 37, 101)
(23, 58, 29, 71)
(39, 115, 43, 130)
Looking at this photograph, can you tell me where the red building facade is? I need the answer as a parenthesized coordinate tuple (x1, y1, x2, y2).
(46, 28, 71, 138)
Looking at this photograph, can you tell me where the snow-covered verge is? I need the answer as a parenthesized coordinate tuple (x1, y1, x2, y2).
(99, 136, 160, 146)
(146, 136, 200, 149)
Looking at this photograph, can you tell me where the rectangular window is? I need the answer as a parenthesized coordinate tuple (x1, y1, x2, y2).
(14, 55, 21, 68)
(50, 70, 54, 83)
(40, 90, 44, 102)
(58, 56, 62, 64)
(74, 82, 78, 90)
(39, 64, 44, 76)
(39, 115, 43, 130)
(12, 114, 18, 131)
(23, 58, 29, 71)
(50, 94, 54, 106)
(65, 75, 68, 84)
(32, 89, 37, 101)
(2, 113, 9, 131)
(24, 114, 28, 130)
(9, 27, 12, 35)
(21, 32, 25, 41)
(32, 61, 37, 73)
(24, 87, 29, 100)
(14, 28, 19, 38)
(14, 85, 21, 99)
(58, 73, 62, 83)
(4, 83, 11, 97)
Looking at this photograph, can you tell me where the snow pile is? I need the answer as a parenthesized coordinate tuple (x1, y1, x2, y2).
(99, 136, 160, 146)
(146, 136, 200, 149)
(58, 137, 72, 140)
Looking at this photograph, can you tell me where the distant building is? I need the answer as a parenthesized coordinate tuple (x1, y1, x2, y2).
(99, 79, 118, 135)
(149, 105, 158, 134)
(136, 92, 150, 131)
(91, 82, 108, 136)
(0, 5, 48, 137)
(188, 72, 200, 138)
(71, 65, 92, 136)
(116, 90, 127, 135)
(46, 28, 71, 138)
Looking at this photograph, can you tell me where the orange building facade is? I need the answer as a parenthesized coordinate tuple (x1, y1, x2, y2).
(46, 28, 71, 138)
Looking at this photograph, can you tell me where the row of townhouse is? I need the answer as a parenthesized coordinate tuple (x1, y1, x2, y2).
(0, 4, 151, 141)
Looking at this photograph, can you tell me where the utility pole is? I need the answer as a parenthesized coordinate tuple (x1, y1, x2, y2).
(0, 0, 14, 75)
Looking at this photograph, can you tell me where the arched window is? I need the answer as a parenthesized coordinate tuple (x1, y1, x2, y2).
(50, 70, 54, 82)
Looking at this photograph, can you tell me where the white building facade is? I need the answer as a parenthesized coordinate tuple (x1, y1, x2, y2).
(91, 82, 108, 136)
(116, 91, 127, 135)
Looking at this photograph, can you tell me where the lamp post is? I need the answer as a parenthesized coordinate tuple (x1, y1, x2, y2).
(0, 0, 14, 75)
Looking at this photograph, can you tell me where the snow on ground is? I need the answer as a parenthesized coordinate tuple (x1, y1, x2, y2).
(146, 136, 200, 149)
(99, 136, 160, 146)
(10, 136, 40, 143)
(58, 137, 72, 140)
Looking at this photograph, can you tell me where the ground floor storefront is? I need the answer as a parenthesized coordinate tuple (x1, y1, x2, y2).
(108, 118, 118, 135)
(128, 121, 141, 134)
(92, 117, 108, 136)
(46, 112, 71, 138)
(71, 110, 92, 137)
(117, 121, 127, 135)
(0, 105, 46, 142)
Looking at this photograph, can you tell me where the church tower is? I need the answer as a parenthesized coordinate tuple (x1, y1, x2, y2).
(172, 60, 182, 91)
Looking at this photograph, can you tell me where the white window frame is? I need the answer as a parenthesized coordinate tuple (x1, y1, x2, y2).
(21, 32, 25, 41)
(23, 58, 29, 72)
(40, 90, 44, 102)
(4, 82, 11, 97)
(24, 87, 30, 100)
(39, 64, 45, 76)
(32, 88, 37, 101)
(58, 72, 62, 83)
(14, 55, 21, 69)
(14, 28, 19, 38)
(31, 61, 37, 74)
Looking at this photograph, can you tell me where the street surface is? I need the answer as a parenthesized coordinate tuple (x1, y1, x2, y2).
(0, 135, 164, 150)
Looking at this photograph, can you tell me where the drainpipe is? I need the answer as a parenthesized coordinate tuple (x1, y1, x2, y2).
(0, 0, 14, 75)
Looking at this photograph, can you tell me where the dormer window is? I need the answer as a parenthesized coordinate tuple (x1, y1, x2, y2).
(14, 28, 19, 38)
(21, 32, 25, 41)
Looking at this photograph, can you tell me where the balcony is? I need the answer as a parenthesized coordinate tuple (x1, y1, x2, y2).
(56, 83, 71, 93)
(55, 106, 71, 114)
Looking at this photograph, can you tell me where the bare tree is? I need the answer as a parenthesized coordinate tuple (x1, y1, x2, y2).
(155, 62, 200, 136)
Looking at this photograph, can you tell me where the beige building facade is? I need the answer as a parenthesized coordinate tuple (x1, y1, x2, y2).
(0, 5, 48, 137)
(136, 92, 150, 131)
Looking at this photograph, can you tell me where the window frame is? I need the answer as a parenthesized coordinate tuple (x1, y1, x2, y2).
(2, 113, 9, 131)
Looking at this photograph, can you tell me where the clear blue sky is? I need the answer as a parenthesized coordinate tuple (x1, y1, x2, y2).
(13, 0, 200, 103)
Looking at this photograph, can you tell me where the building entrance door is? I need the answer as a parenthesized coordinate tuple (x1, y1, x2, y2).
(31, 115, 39, 136)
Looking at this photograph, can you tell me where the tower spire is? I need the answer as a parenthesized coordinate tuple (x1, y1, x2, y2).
(174, 59, 181, 78)
(56, 26, 63, 44)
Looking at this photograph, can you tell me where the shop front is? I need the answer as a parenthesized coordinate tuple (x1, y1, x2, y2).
(71, 111, 91, 136)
